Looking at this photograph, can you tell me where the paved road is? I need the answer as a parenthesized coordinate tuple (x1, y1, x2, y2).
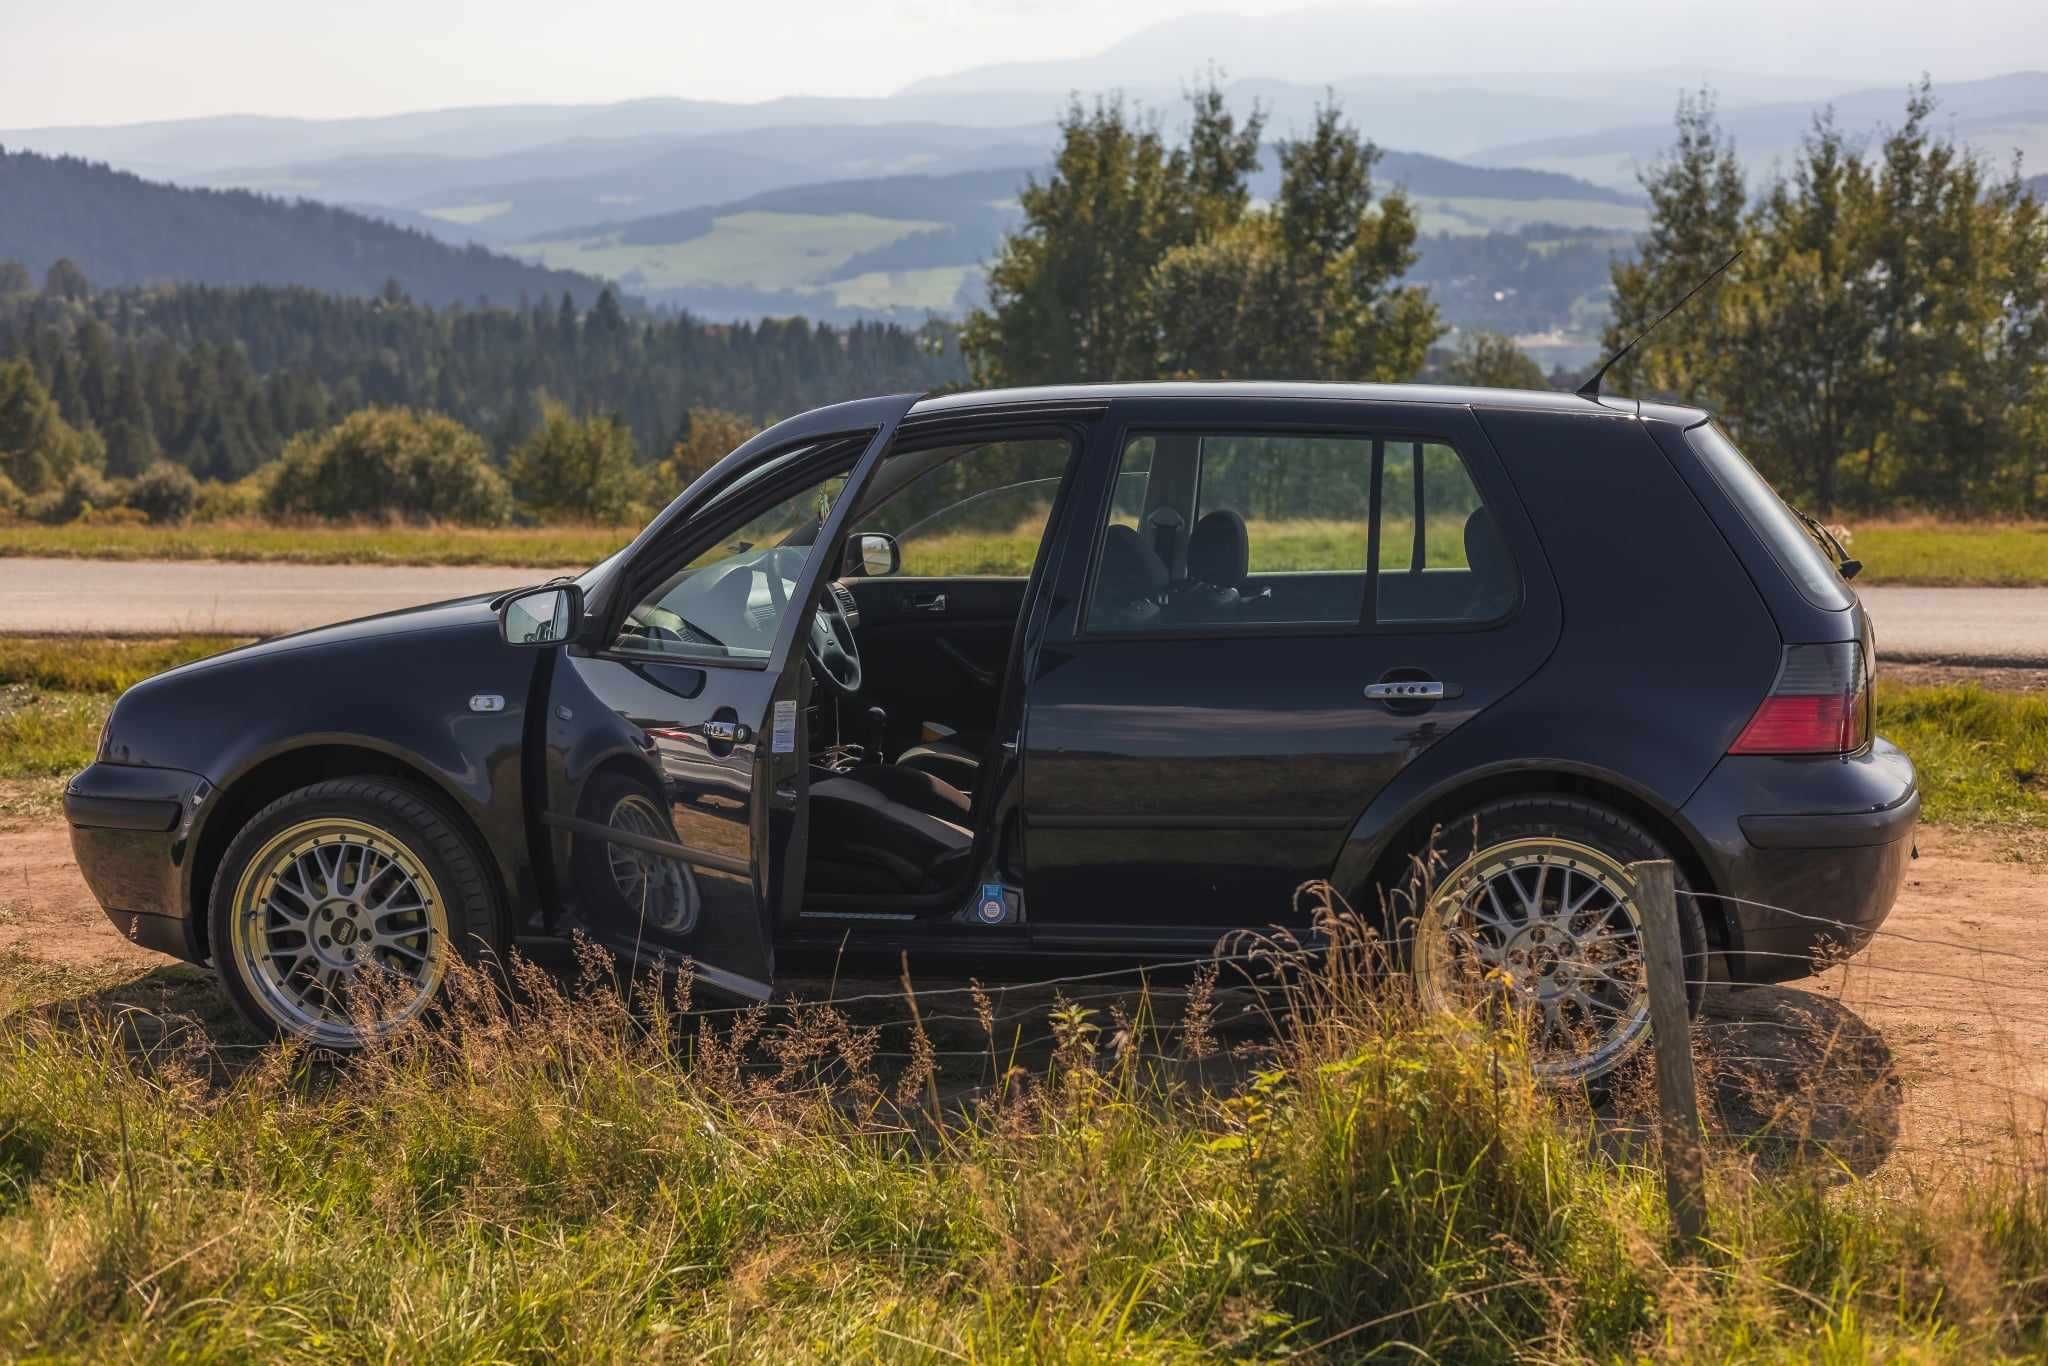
(5, 558, 2048, 664)
(3, 557, 576, 637)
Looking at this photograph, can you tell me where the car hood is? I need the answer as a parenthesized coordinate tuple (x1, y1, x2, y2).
(141, 590, 511, 685)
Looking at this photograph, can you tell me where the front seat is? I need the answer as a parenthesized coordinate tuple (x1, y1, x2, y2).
(808, 763, 976, 894)
(896, 735, 981, 791)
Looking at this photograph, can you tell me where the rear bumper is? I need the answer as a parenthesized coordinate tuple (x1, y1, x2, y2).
(1679, 739, 1918, 984)
(64, 762, 210, 964)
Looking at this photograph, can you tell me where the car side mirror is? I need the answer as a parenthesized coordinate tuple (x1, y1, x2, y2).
(843, 531, 900, 577)
(499, 583, 582, 646)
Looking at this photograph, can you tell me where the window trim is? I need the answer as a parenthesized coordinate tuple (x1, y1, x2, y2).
(600, 433, 870, 669)
(1076, 420, 1523, 642)
(845, 425, 1081, 584)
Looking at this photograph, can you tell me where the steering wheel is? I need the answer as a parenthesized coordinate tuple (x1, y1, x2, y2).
(806, 585, 862, 694)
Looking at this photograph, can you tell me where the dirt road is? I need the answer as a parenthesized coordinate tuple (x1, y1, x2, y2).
(5, 558, 2048, 662)
(4, 807, 2043, 1175)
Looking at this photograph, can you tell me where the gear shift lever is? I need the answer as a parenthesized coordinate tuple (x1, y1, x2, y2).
(864, 705, 889, 762)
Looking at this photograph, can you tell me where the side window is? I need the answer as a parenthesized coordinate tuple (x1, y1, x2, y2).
(1375, 441, 1515, 624)
(1090, 432, 1374, 631)
(850, 438, 1072, 578)
(612, 465, 848, 662)
(1084, 429, 1514, 633)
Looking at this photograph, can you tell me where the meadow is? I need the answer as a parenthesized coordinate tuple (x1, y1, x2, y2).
(4, 903, 2048, 1358)
(8, 516, 2048, 585)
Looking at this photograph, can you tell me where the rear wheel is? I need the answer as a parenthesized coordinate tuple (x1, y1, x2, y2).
(209, 777, 502, 1047)
(1400, 796, 1706, 1084)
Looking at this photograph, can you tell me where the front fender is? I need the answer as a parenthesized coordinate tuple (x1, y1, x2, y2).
(109, 615, 541, 921)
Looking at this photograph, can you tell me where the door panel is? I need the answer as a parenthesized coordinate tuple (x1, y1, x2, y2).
(541, 394, 917, 997)
(844, 577, 1027, 748)
(1021, 398, 1562, 937)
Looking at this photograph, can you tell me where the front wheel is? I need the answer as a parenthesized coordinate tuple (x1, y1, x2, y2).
(209, 777, 502, 1047)
(1401, 796, 1706, 1085)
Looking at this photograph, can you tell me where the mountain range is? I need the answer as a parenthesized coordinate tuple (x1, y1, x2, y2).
(3, 45, 2042, 345)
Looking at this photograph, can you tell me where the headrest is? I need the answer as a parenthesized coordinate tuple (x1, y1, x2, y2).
(1186, 508, 1250, 587)
(1099, 523, 1168, 600)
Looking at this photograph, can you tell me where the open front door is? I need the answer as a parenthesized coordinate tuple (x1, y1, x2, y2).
(539, 395, 918, 1000)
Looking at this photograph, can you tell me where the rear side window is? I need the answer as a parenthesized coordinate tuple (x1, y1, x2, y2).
(1686, 425, 1852, 611)
(1083, 429, 1516, 633)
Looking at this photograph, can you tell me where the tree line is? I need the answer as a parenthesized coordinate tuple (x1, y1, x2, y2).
(1604, 83, 2047, 514)
(0, 266, 963, 490)
(4, 79, 2041, 526)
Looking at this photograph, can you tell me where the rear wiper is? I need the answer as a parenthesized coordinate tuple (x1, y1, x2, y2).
(1789, 506, 1863, 581)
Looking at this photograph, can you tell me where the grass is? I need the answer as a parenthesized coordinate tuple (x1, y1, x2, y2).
(0, 638, 246, 797)
(1875, 680, 2048, 836)
(523, 211, 945, 291)
(8, 516, 2048, 585)
(1846, 521, 2048, 587)
(5, 913, 2048, 1359)
(0, 519, 628, 567)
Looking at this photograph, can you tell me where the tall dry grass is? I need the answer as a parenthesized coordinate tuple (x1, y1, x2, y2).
(3, 900, 2048, 1360)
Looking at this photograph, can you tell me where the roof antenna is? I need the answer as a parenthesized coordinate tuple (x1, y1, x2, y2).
(1577, 247, 1744, 401)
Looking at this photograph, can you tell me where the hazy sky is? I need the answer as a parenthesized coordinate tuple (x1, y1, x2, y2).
(3, 0, 2043, 129)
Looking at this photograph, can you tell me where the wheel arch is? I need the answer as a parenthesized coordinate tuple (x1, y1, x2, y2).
(1335, 761, 1733, 956)
(188, 740, 507, 963)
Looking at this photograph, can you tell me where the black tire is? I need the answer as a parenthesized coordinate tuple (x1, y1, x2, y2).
(208, 776, 504, 1047)
(1392, 795, 1709, 1082)
(570, 772, 700, 937)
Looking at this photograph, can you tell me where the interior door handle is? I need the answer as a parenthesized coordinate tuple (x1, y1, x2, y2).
(1364, 680, 1448, 701)
(913, 592, 947, 613)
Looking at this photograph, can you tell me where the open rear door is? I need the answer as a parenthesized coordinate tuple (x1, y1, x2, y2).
(539, 394, 918, 1000)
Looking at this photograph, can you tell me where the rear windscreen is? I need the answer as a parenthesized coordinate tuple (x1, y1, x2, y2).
(1685, 424, 1853, 612)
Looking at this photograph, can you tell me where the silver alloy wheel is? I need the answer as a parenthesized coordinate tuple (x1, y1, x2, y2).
(605, 793, 698, 935)
(229, 817, 450, 1046)
(1413, 837, 1651, 1081)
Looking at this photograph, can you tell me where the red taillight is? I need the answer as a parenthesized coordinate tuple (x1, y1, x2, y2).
(1730, 642, 1870, 755)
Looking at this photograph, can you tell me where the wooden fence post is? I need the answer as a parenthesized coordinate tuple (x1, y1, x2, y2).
(1632, 858, 1707, 1252)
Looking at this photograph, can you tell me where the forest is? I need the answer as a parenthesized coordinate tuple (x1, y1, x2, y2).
(0, 266, 963, 488)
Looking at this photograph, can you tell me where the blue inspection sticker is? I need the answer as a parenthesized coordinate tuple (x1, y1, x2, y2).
(976, 883, 1008, 925)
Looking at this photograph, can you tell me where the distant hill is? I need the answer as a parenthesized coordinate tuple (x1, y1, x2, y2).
(0, 147, 611, 307)
(515, 153, 1642, 324)
(1479, 71, 2048, 191)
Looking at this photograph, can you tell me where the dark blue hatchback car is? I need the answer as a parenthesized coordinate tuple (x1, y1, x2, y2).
(66, 383, 1915, 1081)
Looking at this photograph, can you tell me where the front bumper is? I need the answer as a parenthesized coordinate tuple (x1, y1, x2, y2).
(1679, 738, 1918, 984)
(65, 762, 211, 963)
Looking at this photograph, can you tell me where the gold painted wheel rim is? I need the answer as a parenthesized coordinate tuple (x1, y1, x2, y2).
(229, 817, 449, 1045)
(1414, 837, 1651, 1081)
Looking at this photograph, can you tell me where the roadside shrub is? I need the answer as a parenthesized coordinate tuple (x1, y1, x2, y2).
(123, 460, 201, 525)
(193, 464, 277, 521)
(266, 407, 511, 525)
(26, 464, 122, 524)
(506, 400, 643, 523)
(0, 470, 23, 518)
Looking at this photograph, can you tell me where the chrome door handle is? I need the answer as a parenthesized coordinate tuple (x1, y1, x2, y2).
(1364, 680, 1445, 701)
(914, 593, 947, 613)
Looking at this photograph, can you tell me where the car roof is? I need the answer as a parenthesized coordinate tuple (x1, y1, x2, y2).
(908, 381, 1709, 428)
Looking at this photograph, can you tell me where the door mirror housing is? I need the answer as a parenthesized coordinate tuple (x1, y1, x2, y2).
(844, 531, 900, 578)
(499, 583, 582, 646)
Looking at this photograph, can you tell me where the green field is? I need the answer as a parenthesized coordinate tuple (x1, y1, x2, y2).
(1410, 194, 1649, 236)
(10, 517, 2046, 585)
(524, 211, 946, 292)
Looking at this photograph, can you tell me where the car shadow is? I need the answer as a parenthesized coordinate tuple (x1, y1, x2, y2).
(1695, 981, 1902, 1177)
